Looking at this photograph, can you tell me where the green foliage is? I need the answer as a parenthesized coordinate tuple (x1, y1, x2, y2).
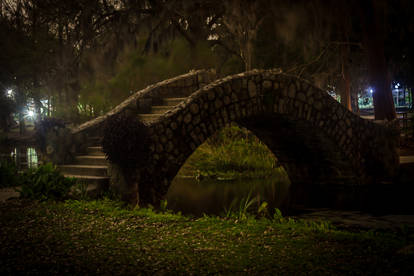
(257, 201, 269, 217)
(71, 179, 89, 200)
(0, 158, 22, 188)
(1, 199, 412, 275)
(223, 191, 259, 220)
(304, 220, 336, 232)
(160, 199, 168, 213)
(17, 163, 76, 201)
(78, 38, 220, 120)
(183, 124, 288, 179)
(102, 113, 149, 168)
(273, 208, 284, 223)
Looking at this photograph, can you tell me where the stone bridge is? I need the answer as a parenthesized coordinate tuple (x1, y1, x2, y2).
(64, 69, 400, 208)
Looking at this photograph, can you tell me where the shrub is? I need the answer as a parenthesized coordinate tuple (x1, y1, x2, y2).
(102, 113, 150, 168)
(18, 163, 76, 201)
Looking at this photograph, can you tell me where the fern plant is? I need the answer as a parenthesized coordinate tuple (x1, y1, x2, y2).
(17, 163, 76, 201)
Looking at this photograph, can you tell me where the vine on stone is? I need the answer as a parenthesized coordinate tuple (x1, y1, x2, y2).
(102, 113, 150, 168)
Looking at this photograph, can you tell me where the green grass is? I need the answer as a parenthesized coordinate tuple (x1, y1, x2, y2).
(180, 124, 287, 180)
(1, 198, 413, 275)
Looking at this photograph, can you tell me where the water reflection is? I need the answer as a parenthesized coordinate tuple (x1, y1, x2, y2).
(8, 147, 39, 169)
(166, 177, 290, 217)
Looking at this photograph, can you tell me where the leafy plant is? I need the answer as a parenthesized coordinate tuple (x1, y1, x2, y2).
(273, 208, 284, 223)
(223, 191, 258, 220)
(102, 113, 150, 168)
(257, 201, 269, 217)
(160, 199, 168, 212)
(223, 199, 236, 219)
(301, 219, 336, 232)
(237, 191, 257, 220)
(17, 163, 76, 201)
(72, 179, 89, 200)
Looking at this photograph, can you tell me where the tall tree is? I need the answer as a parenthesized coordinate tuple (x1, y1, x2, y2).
(360, 0, 396, 120)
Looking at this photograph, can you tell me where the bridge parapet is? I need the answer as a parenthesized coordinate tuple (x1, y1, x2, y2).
(65, 69, 216, 157)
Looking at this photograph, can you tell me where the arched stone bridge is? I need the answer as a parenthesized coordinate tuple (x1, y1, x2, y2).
(68, 69, 400, 208)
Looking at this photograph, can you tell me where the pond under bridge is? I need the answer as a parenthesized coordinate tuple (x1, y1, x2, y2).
(49, 69, 400, 208)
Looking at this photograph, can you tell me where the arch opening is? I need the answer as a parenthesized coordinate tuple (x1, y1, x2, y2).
(165, 123, 291, 217)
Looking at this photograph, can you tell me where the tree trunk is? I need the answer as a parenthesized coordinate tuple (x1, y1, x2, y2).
(362, 0, 396, 120)
(340, 47, 352, 111)
(244, 38, 253, 71)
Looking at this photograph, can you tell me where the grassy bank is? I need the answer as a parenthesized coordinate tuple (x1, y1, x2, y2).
(179, 124, 286, 179)
(1, 199, 413, 275)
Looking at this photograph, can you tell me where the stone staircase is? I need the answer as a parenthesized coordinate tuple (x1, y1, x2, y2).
(137, 97, 186, 122)
(59, 97, 188, 195)
(59, 143, 109, 196)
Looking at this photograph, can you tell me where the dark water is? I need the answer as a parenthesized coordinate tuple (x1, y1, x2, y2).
(0, 146, 39, 170)
(166, 176, 291, 217)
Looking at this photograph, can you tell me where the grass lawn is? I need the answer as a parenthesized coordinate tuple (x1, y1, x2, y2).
(178, 124, 285, 180)
(1, 198, 413, 275)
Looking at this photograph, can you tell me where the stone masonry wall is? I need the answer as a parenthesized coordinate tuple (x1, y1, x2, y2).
(131, 69, 399, 206)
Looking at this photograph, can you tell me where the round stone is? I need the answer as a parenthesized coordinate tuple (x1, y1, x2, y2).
(190, 103, 200, 114)
(288, 83, 296, 98)
(156, 143, 164, 153)
(248, 80, 257, 97)
(207, 90, 216, 101)
(184, 113, 192, 124)
(171, 122, 178, 130)
(263, 80, 272, 90)
(215, 99, 223, 109)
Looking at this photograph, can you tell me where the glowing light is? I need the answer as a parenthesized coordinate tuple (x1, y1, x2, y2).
(7, 89, 13, 97)
(395, 85, 398, 89)
(27, 110, 35, 118)
(369, 89, 373, 94)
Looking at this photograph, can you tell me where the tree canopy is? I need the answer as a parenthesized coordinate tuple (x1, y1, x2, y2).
(1, 0, 413, 125)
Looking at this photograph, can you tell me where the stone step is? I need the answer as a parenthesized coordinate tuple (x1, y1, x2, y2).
(162, 97, 186, 106)
(151, 105, 173, 114)
(87, 146, 104, 156)
(75, 155, 108, 166)
(400, 155, 414, 164)
(65, 174, 109, 188)
(59, 165, 108, 177)
(87, 136, 102, 143)
(138, 113, 162, 122)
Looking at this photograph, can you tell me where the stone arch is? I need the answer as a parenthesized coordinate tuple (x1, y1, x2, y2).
(132, 69, 399, 207)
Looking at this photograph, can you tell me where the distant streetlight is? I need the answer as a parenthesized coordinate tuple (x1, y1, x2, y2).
(27, 110, 35, 118)
(6, 89, 13, 97)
